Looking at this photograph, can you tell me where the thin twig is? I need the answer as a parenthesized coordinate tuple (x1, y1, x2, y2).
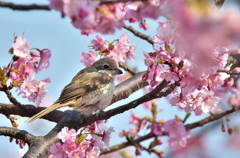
(2, 86, 22, 107)
(0, 0, 145, 11)
(119, 61, 136, 75)
(124, 24, 154, 45)
(99, 0, 146, 5)
(101, 106, 240, 155)
(185, 106, 240, 130)
(217, 70, 240, 75)
(0, 1, 49, 11)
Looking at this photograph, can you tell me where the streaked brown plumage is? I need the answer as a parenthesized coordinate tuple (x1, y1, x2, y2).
(25, 58, 122, 123)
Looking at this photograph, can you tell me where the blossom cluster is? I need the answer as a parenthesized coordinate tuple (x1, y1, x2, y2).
(49, 0, 162, 35)
(121, 107, 189, 156)
(49, 121, 114, 158)
(80, 32, 135, 67)
(6, 35, 51, 106)
(120, 110, 164, 157)
(143, 1, 240, 115)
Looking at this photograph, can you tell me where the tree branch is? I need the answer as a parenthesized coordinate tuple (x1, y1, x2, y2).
(101, 106, 240, 155)
(0, 103, 65, 123)
(119, 61, 137, 75)
(101, 133, 152, 154)
(2, 86, 22, 107)
(99, 0, 147, 5)
(0, 1, 49, 11)
(124, 24, 154, 45)
(0, 126, 35, 145)
(185, 106, 240, 130)
(112, 71, 148, 103)
(0, 0, 145, 11)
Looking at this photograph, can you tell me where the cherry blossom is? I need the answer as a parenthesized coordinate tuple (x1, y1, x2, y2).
(58, 127, 76, 143)
(49, 142, 67, 158)
(50, 122, 114, 157)
(12, 35, 30, 58)
(37, 49, 51, 71)
(152, 122, 162, 136)
(91, 35, 106, 52)
(80, 50, 97, 67)
(163, 119, 190, 148)
(80, 32, 135, 66)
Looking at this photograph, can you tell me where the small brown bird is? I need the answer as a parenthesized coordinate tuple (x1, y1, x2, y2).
(25, 58, 122, 123)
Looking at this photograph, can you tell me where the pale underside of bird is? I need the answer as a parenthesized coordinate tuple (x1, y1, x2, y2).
(24, 58, 122, 123)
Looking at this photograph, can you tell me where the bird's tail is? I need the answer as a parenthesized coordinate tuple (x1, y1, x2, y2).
(24, 103, 60, 123)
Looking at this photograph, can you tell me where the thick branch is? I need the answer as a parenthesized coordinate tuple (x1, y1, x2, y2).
(111, 71, 147, 103)
(0, 103, 65, 123)
(0, 126, 35, 145)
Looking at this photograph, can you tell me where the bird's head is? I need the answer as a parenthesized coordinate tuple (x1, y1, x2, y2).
(92, 58, 123, 76)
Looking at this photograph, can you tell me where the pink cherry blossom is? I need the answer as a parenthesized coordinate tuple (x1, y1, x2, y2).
(164, 120, 187, 138)
(153, 21, 173, 45)
(49, 142, 67, 158)
(67, 148, 84, 158)
(107, 47, 126, 64)
(19, 75, 38, 97)
(143, 51, 154, 66)
(27, 77, 51, 107)
(107, 32, 135, 63)
(37, 49, 51, 71)
(80, 50, 97, 67)
(10, 58, 35, 81)
(62, 139, 77, 154)
(49, 0, 64, 13)
(152, 122, 162, 136)
(87, 146, 101, 158)
(142, 100, 153, 109)
(168, 134, 190, 148)
(58, 127, 76, 143)
(160, 71, 179, 83)
(91, 134, 105, 149)
(78, 141, 91, 151)
(129, 111, 141, 125)
(118, 32, 131, 46)
(163, 119, 190, 148)
(91, 35, 106, 52)
(93, 120, 108, 133)
(102, 127, 115, 147)
(12, 35, 30, 58)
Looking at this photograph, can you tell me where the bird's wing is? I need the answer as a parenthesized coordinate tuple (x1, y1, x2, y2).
(55, 71, 113, 104)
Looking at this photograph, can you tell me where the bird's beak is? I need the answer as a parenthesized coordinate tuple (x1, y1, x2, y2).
(111, 69, 123, 75)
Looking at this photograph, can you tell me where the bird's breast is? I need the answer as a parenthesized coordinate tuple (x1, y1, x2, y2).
(77, 82, 115, 113)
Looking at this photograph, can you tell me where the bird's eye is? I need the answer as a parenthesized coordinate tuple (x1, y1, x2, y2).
(103, 65, 109, 69)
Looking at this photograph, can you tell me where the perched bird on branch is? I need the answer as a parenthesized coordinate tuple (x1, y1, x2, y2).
(25, 58, 122, 123)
